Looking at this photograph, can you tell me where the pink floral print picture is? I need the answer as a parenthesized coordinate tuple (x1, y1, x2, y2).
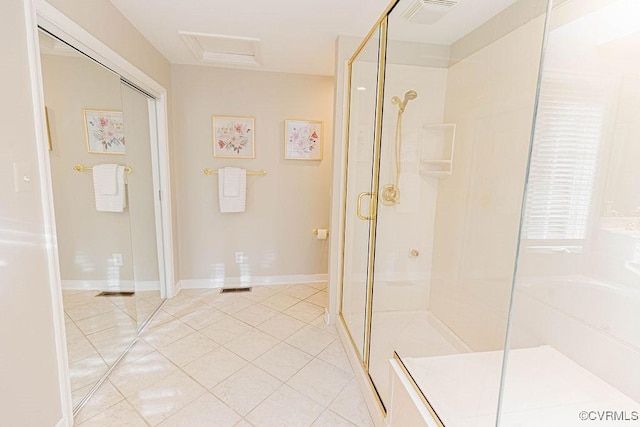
(285, 119, 323, 160)
(83, 110, 126, 154)
(212, 116, 255, 159)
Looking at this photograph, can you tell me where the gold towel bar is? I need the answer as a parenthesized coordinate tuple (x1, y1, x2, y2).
(73, 164, 133, 173)
(204, 168, 267, 176)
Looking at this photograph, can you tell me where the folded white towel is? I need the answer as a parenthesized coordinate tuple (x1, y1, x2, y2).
(218, 168, 246, 213)
(93, 165, 126, 212)
(92, 164, 118, 195)
(223, 167, 241, 197)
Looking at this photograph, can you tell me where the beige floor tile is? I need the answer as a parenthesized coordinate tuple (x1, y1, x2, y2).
(317, 340, 354, 375)
(211, 365, 282, 416)
(283, 301, 324, 323)
(67, 333, 100, 364)
(78, 400, 148, 427)
(287, 359, 351, 406)
(242, 286, 278, 302)
(225, 329, 279, 361)
(158, 332, 219, 367)
(253, 342, 313, 382)
(307, 282, 327, 291)
(144, 318, 196, 349)
(246, 384, 323, 427)
(69, 355, 109, 392)
(206, 295, 255, 314)
(281, 286, 319, 300)
(66, 298, 118, 322)
(233, 304, 279, 326)
(200, 315, 253, 345)
(260, 293, 300, 311)
(183, 347, 247, 389)
(328, 380, 373, 426)
(256, 313, 306, 340)
(309, 315, 337, 336)
(109, 351, 179, 397)
(177, 305, 226, 330)
(75, 380, 124, 424)
(285, 325, 336, 356)
(75, 309, 137, 336)
(305, 291, 328, 308)
(118, 339, 157, 367)
(128, 371, 207, 425)
(158, 392, 242, 427)
(162, 296, 208, 318)
(312, 410, 356, 426)
(234, 420, 253, 427)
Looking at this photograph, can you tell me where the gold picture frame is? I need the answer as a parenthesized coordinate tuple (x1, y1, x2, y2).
(212, 115, 256, 159)
(83, 109, 126, 155)
(284, 119, 323, 161)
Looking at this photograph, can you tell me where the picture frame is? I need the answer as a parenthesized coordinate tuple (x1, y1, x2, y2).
(212, 115, 255, 159)
(284, 119, 323, 160)
(83, 109, 126, 154)
(45, 106, 53, 151)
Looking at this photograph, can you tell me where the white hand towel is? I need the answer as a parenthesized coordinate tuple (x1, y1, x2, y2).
(94, 165, 126, 212)
(223, 167, 241, 197)
(92, 164, 118, 195)
(218, 168, 246, 213)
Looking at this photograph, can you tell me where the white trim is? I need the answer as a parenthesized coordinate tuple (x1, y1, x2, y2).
(61, 280, 161, 292)
(179, 274, 328, 289)
(22, 0, 73, 424)
(55, 417, 68, 427)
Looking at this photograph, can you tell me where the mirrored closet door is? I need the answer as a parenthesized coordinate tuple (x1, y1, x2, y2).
(38, 29, 165, 412)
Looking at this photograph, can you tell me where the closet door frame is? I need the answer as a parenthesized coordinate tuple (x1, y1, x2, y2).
(23, 0, 176, 423)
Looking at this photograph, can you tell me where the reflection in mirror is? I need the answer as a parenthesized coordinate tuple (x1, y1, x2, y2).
(39, 29, 164, 411)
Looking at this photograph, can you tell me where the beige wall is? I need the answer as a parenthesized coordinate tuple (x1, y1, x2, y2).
(172, 65, 334, 283)
(0, 0, 64, 425)
(429, 15, 546, 351)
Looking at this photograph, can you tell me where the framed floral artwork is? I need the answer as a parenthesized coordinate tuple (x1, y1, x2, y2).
(83, 110, 126, 154)
(284, 119, 323, 160)
(213, 115, 255, 159)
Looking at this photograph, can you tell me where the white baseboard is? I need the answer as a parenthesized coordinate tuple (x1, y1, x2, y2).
(179, 274, 328, 290)
(55, 417, 69, 427)
(61, 280, 160, 291)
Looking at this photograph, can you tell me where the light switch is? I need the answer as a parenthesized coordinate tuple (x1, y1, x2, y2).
(13, 162, 33, 193)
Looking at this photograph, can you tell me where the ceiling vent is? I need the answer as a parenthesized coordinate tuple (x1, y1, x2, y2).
(179, 31, 261, 67)
(401, 0, 460, 24)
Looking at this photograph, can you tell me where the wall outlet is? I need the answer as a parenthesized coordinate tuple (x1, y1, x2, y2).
(112, 253, 124, 267)
(234, 251, 243, 264)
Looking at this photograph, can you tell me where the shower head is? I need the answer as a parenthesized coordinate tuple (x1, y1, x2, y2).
(393, 90, 418, 113)
(404, 90, 418, 101)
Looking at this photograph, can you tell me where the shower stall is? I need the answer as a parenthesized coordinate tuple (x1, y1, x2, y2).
(337, 0, 640, 425)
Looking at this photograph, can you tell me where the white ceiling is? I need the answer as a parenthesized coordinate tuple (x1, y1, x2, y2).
(109, 0, 520, 76)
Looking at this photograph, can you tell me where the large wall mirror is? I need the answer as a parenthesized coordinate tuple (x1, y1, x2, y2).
(38, 29, 166, 413)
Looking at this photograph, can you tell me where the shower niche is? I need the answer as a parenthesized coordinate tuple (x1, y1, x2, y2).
(419, 123, 455, 177)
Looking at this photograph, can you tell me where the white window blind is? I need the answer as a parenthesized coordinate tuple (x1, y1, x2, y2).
(522, 74, 609, 241)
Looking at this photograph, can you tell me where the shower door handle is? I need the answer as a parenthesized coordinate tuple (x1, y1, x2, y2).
(357, 192, 376, 221)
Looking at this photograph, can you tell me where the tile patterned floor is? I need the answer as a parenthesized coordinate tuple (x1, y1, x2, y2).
(75, 283, 374, 426)
(63, 289, 163, 406)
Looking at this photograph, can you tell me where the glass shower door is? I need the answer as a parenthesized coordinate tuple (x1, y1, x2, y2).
(340, 25, 382, 361)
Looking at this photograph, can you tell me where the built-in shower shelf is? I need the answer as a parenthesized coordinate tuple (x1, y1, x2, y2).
(420, 123, 455, 178)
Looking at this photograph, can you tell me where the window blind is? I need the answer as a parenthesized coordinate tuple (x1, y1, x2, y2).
(522, 74, 609, 241)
